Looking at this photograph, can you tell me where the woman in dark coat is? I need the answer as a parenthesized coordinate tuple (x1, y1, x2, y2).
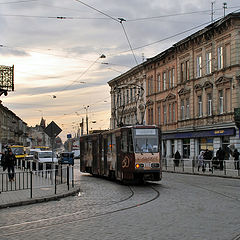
(5, 149, 16, 181)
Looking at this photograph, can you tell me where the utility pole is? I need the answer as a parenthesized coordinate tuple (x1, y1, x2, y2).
(84, 106, 89, 134)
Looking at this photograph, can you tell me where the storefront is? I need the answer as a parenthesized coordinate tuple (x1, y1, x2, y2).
(162, 127, 237, 159)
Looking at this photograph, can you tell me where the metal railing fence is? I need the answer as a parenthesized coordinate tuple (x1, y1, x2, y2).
(0, 164, 75, 198)
(162, 158, 240, 178)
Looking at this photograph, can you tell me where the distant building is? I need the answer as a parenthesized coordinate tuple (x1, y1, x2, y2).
(108, 63, 146, 128)
(0, 102, 28, 151)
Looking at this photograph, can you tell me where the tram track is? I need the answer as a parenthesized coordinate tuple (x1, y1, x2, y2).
(0, 183, 160, 237)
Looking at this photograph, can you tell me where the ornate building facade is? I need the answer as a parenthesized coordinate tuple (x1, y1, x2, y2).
(145, 12, 240, 160)
(108, 12, 240, 161)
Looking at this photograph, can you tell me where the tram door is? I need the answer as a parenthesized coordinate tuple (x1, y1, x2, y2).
(92, 137, 99, 175)
(103, 137, 108, 176)
(116, 135, 122, 180)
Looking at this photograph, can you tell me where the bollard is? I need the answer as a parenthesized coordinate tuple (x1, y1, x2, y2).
(67, 166, 69, 190)
(173, 161, 175, 172)
(165, 158, 167, 170)
(55, 168, 57, 194)
(72, 166, 74, 187)
(30, 171, 33, 198)
(182, 160, 184, 172)
(192, 159, 194, 173)
(60, 164, 63, 184)
(224, 161, 226, 175)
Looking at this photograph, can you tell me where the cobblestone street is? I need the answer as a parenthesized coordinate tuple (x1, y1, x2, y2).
(0, 171, 240, 240)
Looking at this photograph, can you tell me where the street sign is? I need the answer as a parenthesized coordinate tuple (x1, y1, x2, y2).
(67, 134, 72, 139)
(44, 121, 62, 138)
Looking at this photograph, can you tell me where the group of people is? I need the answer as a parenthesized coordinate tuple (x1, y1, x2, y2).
(0, 147, 17, 181)
(173, 146, 240, 172)
(197, 147, 240, 172)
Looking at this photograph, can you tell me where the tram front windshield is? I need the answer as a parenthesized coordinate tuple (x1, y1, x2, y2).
(133, 128, 159, 153)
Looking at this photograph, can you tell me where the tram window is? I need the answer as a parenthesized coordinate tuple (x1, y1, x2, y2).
(129, 130, 134, 153)
(108, 134, 112, 152)
(121, 131, 128, 152)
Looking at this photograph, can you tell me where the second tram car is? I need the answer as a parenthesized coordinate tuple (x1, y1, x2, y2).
(80, 125, 162, 182)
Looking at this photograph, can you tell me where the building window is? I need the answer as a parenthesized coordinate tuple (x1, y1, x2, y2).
(217, 46, 223, 70)
(206, 52, 212, 74)
(158, 106, 161, 125)
(196, 55, 202, 78)
(163, 105, 167, 124)
(186, 60, 190, 80)
(157, 74, 161, 92)
(186, 98, 190, 119)
(169, 104, 172, 123)
(172, 68, 175, 87)
(181, 99, 185, 120)
(172, 102, 175, 122)
(163, 72, 166, 90)
(225, 44, 230, 67)
(130, 88, 133, 102)
(180, 62, 185, 82)
(219, 90, 224, 114)
(168, 70, 172, 88)
(198, 95, 203, 117)
(183, 139, 190, 158)
(126, 89, 129, 104)
(207, 93, 212, 116)
(123, 90, 125, 105)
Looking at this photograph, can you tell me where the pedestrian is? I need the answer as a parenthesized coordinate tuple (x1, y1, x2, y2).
(5, 149, 16, 181)
(203, 149, 212, 171)
(174, 150, 181, 167)
(1, 149, 7, 171)
(198, 151, 205, 172)
(233, 149, 240, 170)
(216, 147, 225, 170)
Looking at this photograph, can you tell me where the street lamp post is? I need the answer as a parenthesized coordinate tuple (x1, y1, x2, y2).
(84, 106, 90, 135)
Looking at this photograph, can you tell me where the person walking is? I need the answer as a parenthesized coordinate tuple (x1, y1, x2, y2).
(216, 147, 225, 170)
(174, 150, 181, 167)
(233, 149, 240, 170)
(198, 151, 205, 172)
(5, 149, 16, 181)
(203, 149, 212, 171)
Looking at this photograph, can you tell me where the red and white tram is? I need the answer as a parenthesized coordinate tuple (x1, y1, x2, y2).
(80, 125, 162, 182)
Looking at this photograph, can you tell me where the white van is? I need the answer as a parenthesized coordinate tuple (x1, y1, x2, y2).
(33, 151, 58, 163)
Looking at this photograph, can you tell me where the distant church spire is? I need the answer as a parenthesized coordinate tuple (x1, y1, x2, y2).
(40, 117, 46, 129)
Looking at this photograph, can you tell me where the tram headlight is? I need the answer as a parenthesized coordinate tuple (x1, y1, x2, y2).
(135, 163, 144, 168)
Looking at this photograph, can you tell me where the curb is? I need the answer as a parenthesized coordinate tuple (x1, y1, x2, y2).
(163, 170, 240, 179)
(0, 187, 81, 209)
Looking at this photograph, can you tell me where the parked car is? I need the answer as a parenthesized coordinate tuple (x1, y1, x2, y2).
(33, 151, 58, 163)
(59, 152, 74, 165)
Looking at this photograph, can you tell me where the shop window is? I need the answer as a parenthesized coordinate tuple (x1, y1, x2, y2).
(222, 136, 230, 160)
(183, 139, 190, 158)
(199, 138, 213, 153)
(171, 140, 175, 158)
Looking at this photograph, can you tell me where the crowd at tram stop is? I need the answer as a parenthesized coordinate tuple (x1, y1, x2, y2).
(173, 146, 240, 172)
(0, 146, 17, 183)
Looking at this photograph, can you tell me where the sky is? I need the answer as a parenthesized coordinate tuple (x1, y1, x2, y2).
(0, 0, 239, 142)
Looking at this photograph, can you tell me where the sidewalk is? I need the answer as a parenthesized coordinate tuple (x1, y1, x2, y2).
(0, 167, 80, 209)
